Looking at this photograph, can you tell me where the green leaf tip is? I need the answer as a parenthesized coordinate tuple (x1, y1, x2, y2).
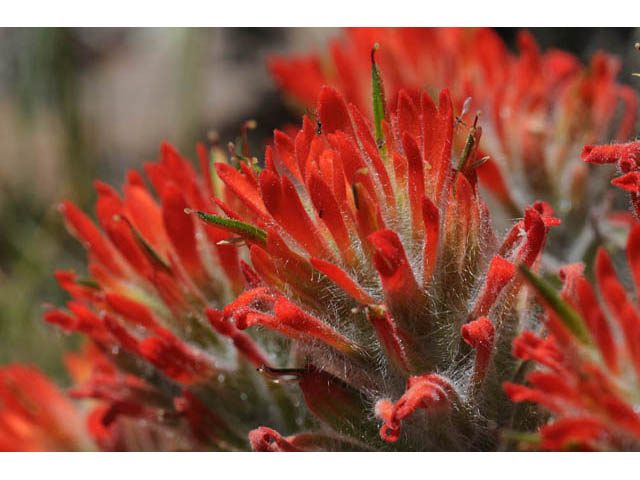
(76, 276, 101, 289)
(453, 113, 480, 197)
(113, 214, 172, 272)
(191, 210, 267, 244)
(518, 265, 593, 346)
(371, 42, 386, 148)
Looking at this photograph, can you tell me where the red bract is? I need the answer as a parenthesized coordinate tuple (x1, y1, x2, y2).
(505, 224, 640, 451)
(0, 365, 93, 451)
(270, 28, 637, 225)
(582, 141, 640, 217)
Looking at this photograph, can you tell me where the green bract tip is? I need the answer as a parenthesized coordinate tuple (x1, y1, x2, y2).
(193, 211, 267, 244)
(518, 265, 593, 346)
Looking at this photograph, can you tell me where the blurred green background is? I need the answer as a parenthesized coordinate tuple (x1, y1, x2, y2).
(0, 27, 638, 383)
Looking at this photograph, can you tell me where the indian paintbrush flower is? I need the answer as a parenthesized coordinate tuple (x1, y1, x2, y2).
(270, 27, 637, 259)
(4, 27, 638, 452)
(30, 72, 558, 450)
(505, 225, 640, 450)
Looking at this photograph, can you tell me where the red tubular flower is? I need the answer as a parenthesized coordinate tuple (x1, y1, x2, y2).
(582, 142, 640, 168)
(375, 374, 460, 443)
(249, 427, 302, 452)
(467, 256, 516, 320)
(105, 293, 162, 332)
(421, 196, 440, 283)
(231, 296, 365, 358)
(137, 330, 216, 384)
(583, 141, 640, 217)
(461, 317, 495, 387)
(595, 248, 640, 379)
(506, 224, 640, 450)
(367, 229, 422, 315)
(309, 258, 374, 305)
(366, 305, 416, 374)
(206, 308, 271, 368)
(67, 341, 229, 452)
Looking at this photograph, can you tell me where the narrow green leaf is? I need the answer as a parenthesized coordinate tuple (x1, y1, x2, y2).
(519, 265, 593, 345)
(189, 210, 267, 244)
(458, 128, 476, 172)
(452, 114, 478, 197)
(75, 277, 101, 289)
(371, 43, 386, 148)
(114, 215, 172, 272)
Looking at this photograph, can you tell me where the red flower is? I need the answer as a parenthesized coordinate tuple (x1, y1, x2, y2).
(38, 33, 578, 451)
(209, 83, 557, 448)
(43, 70, 559, 450)
(0, 365, 93, 451)
(270, 28, 637, 222)
(376, 374, 460, 443)
(505, 224, 640, 450)
(582, 141, 640, 218)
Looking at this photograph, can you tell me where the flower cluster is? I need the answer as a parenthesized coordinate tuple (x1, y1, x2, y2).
(213, 85, 557, 450)
(271, 28, 637, 246)
(37, 141, 307, 451)
(505, 225, 640, 450)
(1, 27, 640, 452)
(5, 81, 555, 451)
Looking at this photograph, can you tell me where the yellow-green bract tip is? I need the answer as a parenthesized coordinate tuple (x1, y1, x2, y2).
(518, 265, 593, 346)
